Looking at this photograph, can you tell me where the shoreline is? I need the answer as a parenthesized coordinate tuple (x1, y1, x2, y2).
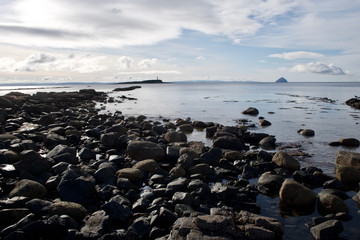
(0, 90, 360, 239)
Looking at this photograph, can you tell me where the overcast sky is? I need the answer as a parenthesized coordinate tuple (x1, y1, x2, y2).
(0, 0, 359, 83)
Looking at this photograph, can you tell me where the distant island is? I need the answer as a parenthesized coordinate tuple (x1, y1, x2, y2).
(276, 77, 288, 83)
(117, 78, 164, 84)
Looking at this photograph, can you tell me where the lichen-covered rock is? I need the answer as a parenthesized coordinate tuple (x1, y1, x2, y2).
(9, 179, 47, 199)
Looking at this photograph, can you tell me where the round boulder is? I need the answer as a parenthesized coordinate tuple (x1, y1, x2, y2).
(164, 131, 187, 143)
(133, 159, 160, 173)
(279, 179, 316, 208)
(116, 168, 144, 182)
(50, 201, 87, 222)
(339, 138, 360, 147)
(299, 129, 315, 137)
(272, 151, 300, 171)
(9, 179, 47, 199)
(242, 107, 259, 116)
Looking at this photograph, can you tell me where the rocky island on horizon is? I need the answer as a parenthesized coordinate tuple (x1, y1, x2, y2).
(276, 77, 288, 83)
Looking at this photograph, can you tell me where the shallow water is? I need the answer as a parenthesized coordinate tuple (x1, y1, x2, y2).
(1, 81, 360, 239)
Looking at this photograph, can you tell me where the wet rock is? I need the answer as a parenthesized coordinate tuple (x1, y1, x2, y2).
(310, 220, 344, 240)
(323, 179, 344, 190)
(179, 124, 194, 133)
(257, 172, 284, 196)
(50, 201, 87, 222)
(172, 192, 194, 206)
(259, 119, 271, 127)
(169, 166, 186, 178)
(177, 153, 194, 169)
(242, 107, 259, 116)
(272, 151, 300, 171)
(259, 136, 276, 150)
(339, 138, 360, 147)
(45, 133, 67, 149)
(279, 179, 316, 208)
(116, 168, 143, 182)
(335, 150, 360, 170)
(100, 132, 121, 147)
(164, 130, 187, 143)
(317, 193, 349, 215)
(241, 164, 258, 179)
(188, 163, 211, 176)
(299, 129, 315, 137)
(9, 179, 47, 199)
(224, 151, 242, 161)
(47, 144, 76, 159)
(3, 150, 19, 164)
(319, 188, 349, 201)
(127, 140, 165, 161)
(95, 166, 117, 185)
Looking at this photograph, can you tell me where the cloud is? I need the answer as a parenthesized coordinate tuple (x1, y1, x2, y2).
(117, 56, 134, 69)
(290, 62, 349, 75)
(269, 51, 324, 60)
(0, 52, 107, 73)
(138, 58, 158, 69)
(196, 56, 205, 60)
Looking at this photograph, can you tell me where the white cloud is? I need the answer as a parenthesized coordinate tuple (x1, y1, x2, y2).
(269, 51, 324, 60)
(289, 62, 349, 75)
(0, 52, 107, 73)
(138, 58, 158, 69)
(196, 56, 205, 60)
(117, 56, 134, 69)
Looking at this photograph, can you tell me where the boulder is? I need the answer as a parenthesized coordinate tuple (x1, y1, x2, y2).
(164, 131, 187, 143)
(339, 138, 359, 147)
(259, 119, 271, 127)
(213, 136, 245, 150)
(133, 159, 160, 173)
(14, 150, 51, 175)
(257, 172, 284, 196)
(179, 124, 194, 133)
(259, 136, 276, 150)
(242, 107, 259, 116)
(299, 129, 315, 137)
(116, 168, 143, 181)
(272, 151, 300, 171)
(127, 141, 165, 161)
(335, 165, 360, 185)
(317, 193, 349, 215)
(310, 220, 344, 240)
(50, 201, 87, 222)
(335, 150, 360, 171)
(9, 179, 47, 199)
(279, 179, 316, 208)
(80, 210, 109, 239)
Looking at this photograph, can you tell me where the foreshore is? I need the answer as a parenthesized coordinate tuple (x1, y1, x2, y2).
(0, 89, 359, 239)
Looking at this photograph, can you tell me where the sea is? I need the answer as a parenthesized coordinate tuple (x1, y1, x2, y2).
(1, 81, 360, 239)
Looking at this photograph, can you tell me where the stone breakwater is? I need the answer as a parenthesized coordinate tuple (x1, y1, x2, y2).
(0, 90, 359, 239)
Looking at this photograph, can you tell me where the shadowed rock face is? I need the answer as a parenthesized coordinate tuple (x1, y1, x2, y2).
(346, 97, 360, 109)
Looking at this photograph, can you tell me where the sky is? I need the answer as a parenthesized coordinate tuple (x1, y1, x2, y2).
(0, 0, 360, 84)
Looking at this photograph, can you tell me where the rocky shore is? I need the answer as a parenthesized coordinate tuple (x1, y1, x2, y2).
(0, 90, 359, 239)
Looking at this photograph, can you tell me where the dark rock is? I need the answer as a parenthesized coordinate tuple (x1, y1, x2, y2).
(310, 220, 344, 240)
(116, 168, 143, 182)
(242, 107, 259, 116)
(345, 97, 360, 109)
(299, 129, 315, 137)
(259, 136, 276, 150)
(0, 213, 36, 237)
(279, 179, 316, 208)
(241, 164, 258, 180)
(317, 193, 349, 215)
(127, 141, 165, 161)
(213, 135, 245, 150)
(80, 210, 109, 239)
(26, 198, 52, 215)
(14, 150, 51, 175)
(272, 151, 300, 171)
(102, 201, 132, 222)
(0, 208, 30, 228)
(259, 119, 271, 127)
(45, 134, 68, 149)
(164, 131, 187, 143)
(172, 192, 194, 206)
(126, 217, 151, 239)
(9, 179, 47, 199)
(339, 138, 360, 147)
(78, 147, 96, 161)
(95, 167, 117, 185)
(323, 179, 344, 190)
(257, 172, 284, 196)
(50, 201, 87, 222)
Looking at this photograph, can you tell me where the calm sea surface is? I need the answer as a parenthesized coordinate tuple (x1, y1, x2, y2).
(1, 82, 360, 239)
(1, 82, 360, 174)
